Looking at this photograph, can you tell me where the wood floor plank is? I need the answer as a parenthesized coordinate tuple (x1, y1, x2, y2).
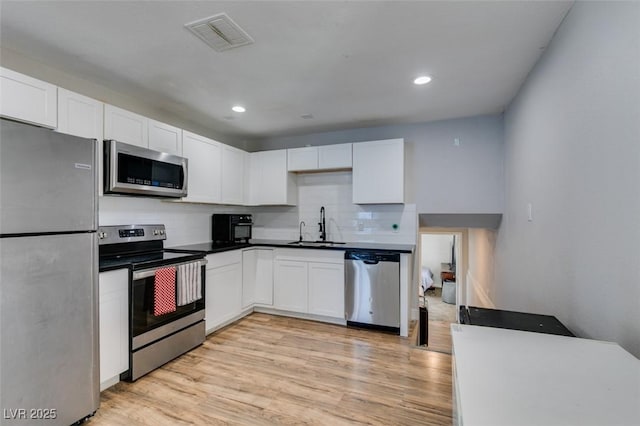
(89, 313, 453, 425)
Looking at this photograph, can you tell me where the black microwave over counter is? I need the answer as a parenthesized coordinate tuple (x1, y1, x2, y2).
(104, 140, 188, 198)
(212, 214, 252, 243)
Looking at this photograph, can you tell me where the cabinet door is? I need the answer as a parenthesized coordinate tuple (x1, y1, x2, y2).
(0, 67, 57, 128)
(57, 88, 104, 140)
(148, 119, 182, 155)
(308, 262, 345, 319)
(99, 268, 129, 389)
(287, 147, 318, 171)
(352, 138, 404, 204)
(104, 104, 148, 148)
(182, 131, 222, 203)
(206, 262, 242, 332)
(319, 143, 352, 169)
(241, 249, 257, 308)
(259, 150, 297, 205)
(255, 249, 274, 305)
(57, 88, 105, 195)
(245, 152, 260, 206)
(273, 260, 308, 313)
(221, 144, 245, 205)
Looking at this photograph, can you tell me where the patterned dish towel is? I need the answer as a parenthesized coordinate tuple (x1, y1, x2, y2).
(154, 266, 177, 316)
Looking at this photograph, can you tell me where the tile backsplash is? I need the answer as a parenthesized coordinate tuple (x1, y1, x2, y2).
(252, 172, 417, 245)
(99, 172, 417, 247)
(99, 196, 250, 247)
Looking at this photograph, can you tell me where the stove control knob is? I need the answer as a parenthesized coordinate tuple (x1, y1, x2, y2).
(153, 229, 159, 235)
(159, 229, 165, 235)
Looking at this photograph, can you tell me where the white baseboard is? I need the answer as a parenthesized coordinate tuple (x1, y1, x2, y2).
(100, 375, 120, 392)
(253, 306, 346, 326)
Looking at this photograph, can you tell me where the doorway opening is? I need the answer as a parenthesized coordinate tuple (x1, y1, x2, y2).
(416, 230, 465, 354)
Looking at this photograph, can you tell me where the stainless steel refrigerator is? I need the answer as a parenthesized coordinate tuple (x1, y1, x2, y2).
(0, 119, 100, 425)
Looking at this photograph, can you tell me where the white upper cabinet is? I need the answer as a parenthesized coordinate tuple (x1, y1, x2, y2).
(148, 119, 182, 155)
(57, 88, 104, 141)
(221, 144, 245, 205)
(318, 143, 352, 169)
(288, 146, 318, 171)
(249, 150, 297, 205)
(287, 143, 353, 172)
(352, 138, 404, 204)
(0, 67, 57, 129)
(104, 104, 148, 148)
(57, 88, 105, 195)
(181, 130, 221, 203)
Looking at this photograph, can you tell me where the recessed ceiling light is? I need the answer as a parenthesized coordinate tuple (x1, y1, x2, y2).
(232, 105, 246, 113)
(413, 75, 432, 85)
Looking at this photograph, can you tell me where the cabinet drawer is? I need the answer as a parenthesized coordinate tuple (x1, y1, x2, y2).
(206, 250, 242, 269)
(274, 248, 344, 263)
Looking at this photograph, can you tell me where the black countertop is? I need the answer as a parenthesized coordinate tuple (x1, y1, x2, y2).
(167, 239, 414, 254)
(459, 306, 575, 337)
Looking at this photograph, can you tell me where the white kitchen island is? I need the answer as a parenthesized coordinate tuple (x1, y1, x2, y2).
(451, 324, 640, 426)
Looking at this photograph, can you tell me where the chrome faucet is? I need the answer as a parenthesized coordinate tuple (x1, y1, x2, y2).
(319, 206, 326, 242)
(299, 221, 306, 242)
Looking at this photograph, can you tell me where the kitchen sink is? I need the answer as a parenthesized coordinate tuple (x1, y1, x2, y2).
(287, 240, 346, 247)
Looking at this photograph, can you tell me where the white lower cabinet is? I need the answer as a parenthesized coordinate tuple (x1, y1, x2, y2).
(273, 260, 309, 312)
(205, 251, 243, 333)
(99, 268, 129, 391)
(242, 248, 274, 308)
(273, 249, 345, 320)
(308, 262, 345, 318)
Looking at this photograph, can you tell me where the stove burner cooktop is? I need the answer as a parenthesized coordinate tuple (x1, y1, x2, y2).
(97, 224, 205, 271)
(99, 250, 204, 271)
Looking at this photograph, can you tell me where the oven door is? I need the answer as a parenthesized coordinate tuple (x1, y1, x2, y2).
(130, 260, 205, 350)
(232, 223, 252, 241)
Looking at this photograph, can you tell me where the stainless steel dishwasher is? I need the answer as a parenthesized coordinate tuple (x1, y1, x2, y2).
(345, 250, 400, 334)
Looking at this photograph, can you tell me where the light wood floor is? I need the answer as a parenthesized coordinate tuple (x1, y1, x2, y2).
(421, 288, 456, 354)
(89, 313, 453, 425)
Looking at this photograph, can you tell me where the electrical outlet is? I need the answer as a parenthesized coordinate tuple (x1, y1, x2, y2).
(454, 138, 460, 146)
(357, 221, 364, 231)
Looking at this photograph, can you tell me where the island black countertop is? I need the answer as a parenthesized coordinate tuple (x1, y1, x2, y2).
(167, 239, 414, 254)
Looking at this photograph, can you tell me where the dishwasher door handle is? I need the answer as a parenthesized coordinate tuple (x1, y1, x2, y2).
(363, 260, 379, 265)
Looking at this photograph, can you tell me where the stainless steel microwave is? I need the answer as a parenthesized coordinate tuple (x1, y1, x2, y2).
(104, 140, 188, 198)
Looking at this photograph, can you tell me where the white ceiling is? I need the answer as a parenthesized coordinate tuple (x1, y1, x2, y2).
(0, 1, 572, 139)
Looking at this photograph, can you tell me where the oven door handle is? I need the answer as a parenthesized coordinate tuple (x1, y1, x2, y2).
(132, 258, 207, 280)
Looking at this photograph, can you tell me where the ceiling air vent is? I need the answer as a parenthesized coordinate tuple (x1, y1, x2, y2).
(185, 13, 254, 52)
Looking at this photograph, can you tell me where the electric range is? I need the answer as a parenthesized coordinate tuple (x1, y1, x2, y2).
(98, 224, 207, 381)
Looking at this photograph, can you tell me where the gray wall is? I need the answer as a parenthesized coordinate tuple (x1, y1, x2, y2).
(467, 228, 497, 308)
(258, 114, 504, 214)
(495, 1, 640, 357)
